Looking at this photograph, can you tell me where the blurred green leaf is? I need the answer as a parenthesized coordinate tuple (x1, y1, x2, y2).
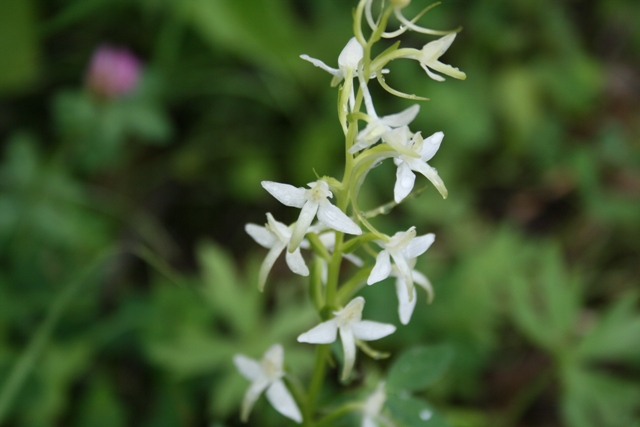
(0, 0, 39, 93)
(74, 375, 126, 427)
(387, 345, 453, 393)
(387, 394, 449, 427)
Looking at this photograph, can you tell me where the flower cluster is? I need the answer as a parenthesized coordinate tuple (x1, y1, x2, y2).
(235, 0, 464, 423)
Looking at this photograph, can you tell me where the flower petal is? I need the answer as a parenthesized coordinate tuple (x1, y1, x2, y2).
(420, 131, 444, 161)
(289, 201, 319, 251)
(245, 223, 277, 249)
(404, 233, 435, 259)
(317, 202, 362, 235)
(262, 181, 306, 208)
(263, 344, 284, 371)
(352, 320, 396, 341)
(285, 247, 310, 277)
(299, 54, 341, 77)
(233, 355, 262, 381)
(406, 159, 448, 199)
(240, 377, 270, 422)
(413, 269, 434, 303)
(339, 326, 357, 380)
(395, 278, 417, 325)
(367, 250, 392, 285)
(394, 161, 416, 203)
(338, 37, 364, 73)
(266, 380, 303, 423)
(297, 320, 338, 344)
(379, 104, 420, 127)
(258, 243, 286, 292)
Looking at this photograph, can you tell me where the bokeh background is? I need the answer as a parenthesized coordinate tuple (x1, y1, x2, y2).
(1, 0, 639, 426)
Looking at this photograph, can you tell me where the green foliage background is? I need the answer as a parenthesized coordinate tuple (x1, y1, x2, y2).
(0, 0, 639, 426)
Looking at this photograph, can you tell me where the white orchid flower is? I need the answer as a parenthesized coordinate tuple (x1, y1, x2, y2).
(391, 261, 434, 325)
(411, 34, 466, 82)
(261, 180, 362, 252)
(245, 213, 309, 291)
(349, 70, 420, 154)
(300, 37, 363, 87)
(367, 227, 435, 301)
(361, 382, 393, 427)
(386, 129, 447, 202)
(297, 297, 396, 380)
(233, 344, 302, 424)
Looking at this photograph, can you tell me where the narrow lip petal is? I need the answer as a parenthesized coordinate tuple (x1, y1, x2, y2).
(395, 278, 417, 325)
(352, 320, 396, 341)
(285, 247, 310, 277)
(241, 377, 271, 422)
(265, 380, 303, 423)
(391, 252, 414, 299)
(258, 243, 286, 291)
(339, 326, 357, 381)
(413, 269, 434, 303)
(404, 233, 435, 258)
(367, 250, 392, 285)
(289, 201, 319, 251)
(233, 354, 262, 381)
(394, 161, 416, 203)
(297, 319, 338, 344)
(317, 202, 362, 235)
(429, 61, 466, 80)
(262, 181, 306, 208)
(245, 223, 277, 249)
(379, 104, 420, 127)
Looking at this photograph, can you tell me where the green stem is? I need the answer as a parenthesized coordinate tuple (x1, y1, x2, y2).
(316, 402, 361, 427)
(304, 344, 331, 427)
(0, 248, 117, 423)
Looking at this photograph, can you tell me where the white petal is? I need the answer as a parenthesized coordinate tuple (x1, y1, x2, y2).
(299, 54, 341, 77)
(404, 233, 435, 259)
(394, 161, 416, 203)
(338, 37, 364, 73)
(421, 63, 445, 82)
(413, 270, 434, 303)
(266, 380, 303, 423)
(233, 355, 262, 381)
(285, 247, 310, 276)
(297, 320, 338, 344)
(420, 131, 443, 162)
(339, 326, 357, 380)
(363, 416, 378, 427)
(395, 278, 417, 325)
(421, 34, 456, 61)
(263, 344, 284, 371)
(245, 223, 277, 249)
(379, 104, 420, 127)
(429, 61, 467, 80)
(317, 202, 362, 235)
(406, 159, 448, 198)
(367, 250, 392, 285)
(352, 320, 396, 341)
(261, 181, 306, 208)
(240, 377, 270, 422)
(258, 243, 286, 292)
(391, 252, 414, 298)
(289, 201, 318, 251)
(344, 253, 364, 267)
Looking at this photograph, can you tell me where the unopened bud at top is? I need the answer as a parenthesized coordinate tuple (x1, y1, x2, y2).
(86, 45, 141, 99)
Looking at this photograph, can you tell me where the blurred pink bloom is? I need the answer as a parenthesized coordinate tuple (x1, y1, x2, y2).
(86, 45, 141, 98)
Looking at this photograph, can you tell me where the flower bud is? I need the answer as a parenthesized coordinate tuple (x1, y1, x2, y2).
(85, 45, 141, 98)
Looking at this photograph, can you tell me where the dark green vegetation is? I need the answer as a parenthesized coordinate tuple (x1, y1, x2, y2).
(1, 0, 639, 426)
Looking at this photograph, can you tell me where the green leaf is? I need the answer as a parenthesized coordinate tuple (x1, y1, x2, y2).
(387, 344, 453, 392)
(387, 394, 449, 427)
(0, 0, 39, 93)
(562, 365, 640, 427)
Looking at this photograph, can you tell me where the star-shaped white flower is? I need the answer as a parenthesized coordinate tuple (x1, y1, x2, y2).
(245, 213, 309, 291)
(261, 180, 362, 252)
(361, 382, 392, 427)
(415, 33, 466, 82)
(386, 129, 447, 202)
(297, 297, 396, 381)
(392, 262, 434, 325)
(233, 344, 302, 423)
(367, 227, 435, 301)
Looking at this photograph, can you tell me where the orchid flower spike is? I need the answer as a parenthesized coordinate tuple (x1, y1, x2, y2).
(297, 297, 396, 381)
(233, 344, 302, 423)
(245, 213, 309, 291)
(386, 129, 448, 201)
(261, 180, 362, 252)
(367, 227, 435, 301)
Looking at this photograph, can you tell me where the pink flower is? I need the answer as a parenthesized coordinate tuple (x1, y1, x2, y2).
(86, 45, 141, 98)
